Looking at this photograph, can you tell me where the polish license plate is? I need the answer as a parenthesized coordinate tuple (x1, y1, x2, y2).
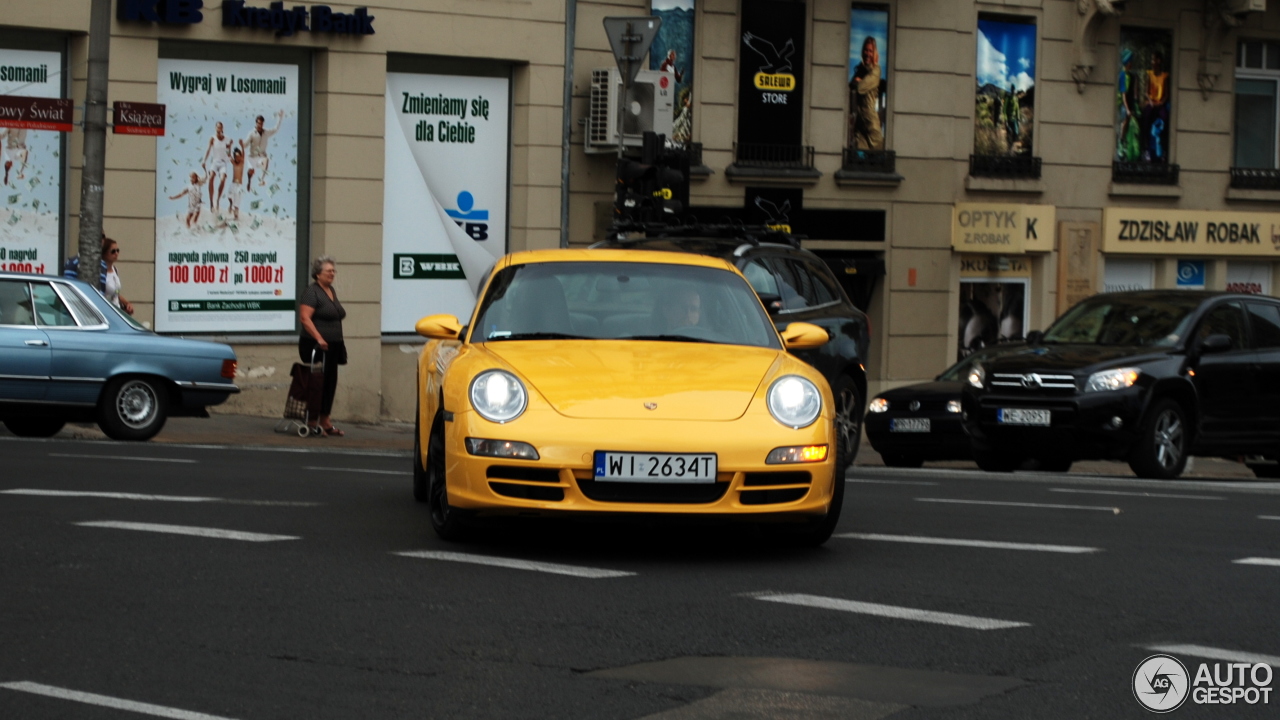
(890, 418, 931, 433)
(998, 408, 1051, 426)
(593, 452, 717, 483)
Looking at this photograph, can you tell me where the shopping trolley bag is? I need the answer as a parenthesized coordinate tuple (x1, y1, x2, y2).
(277, 350, 324, 436)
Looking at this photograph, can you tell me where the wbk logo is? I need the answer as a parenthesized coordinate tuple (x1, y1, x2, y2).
(445, 191, 489, 242)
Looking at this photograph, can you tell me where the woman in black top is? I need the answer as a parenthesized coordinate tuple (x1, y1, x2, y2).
(299, 255, 347, 437)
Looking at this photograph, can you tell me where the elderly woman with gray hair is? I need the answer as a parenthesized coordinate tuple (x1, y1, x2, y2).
(298, 255, 347, 437)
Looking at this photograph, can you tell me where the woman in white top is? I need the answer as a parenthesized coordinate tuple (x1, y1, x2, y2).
(102, 237, 134, 315)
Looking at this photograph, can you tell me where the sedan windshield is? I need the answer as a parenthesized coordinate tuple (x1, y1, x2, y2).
(472, 261, 781, 349)
(1041, 296, 1199, 347)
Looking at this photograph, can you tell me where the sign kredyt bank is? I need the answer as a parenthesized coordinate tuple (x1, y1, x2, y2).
(118, 0, 375, 36)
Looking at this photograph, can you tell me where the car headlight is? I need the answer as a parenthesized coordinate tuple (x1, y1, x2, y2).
(868, 397, 889, 413)
(967, 363, 985, 389)
(469, 370, 528, 423)
(767, 375, 822, 429)
(1085, 367, 1140, 393)
(947, 399, 962, 413)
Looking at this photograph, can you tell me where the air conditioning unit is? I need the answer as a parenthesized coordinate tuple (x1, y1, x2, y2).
(1225, 0, 1266, 14)
(585, 67, 675, 154)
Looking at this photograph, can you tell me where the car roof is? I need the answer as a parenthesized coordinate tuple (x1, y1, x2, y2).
(504, 247, 739, 272)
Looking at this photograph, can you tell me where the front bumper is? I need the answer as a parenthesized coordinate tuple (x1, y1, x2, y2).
(963, 386, 1145, 459)
(441, 407, 839, 518)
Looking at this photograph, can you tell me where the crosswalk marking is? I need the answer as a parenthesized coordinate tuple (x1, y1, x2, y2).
(1260, 515, 1280, 521)
(835, 533, 1100, 554)
(394, 550, 635, 578)
(75, 521, 299, 542)
(0, 681, 237, 719)
(845, 478, 938, 486)
(302, 466, 408, 476)
(1144, 644, 1280, 667)
(916, 498, 1121, 513)
(1233, 557, 1280, 567)
(49, 453, 197, 464)
(1048, 488, 1222, 501)
(751, 592, 1029, 630)
(4, 489, 214, 502)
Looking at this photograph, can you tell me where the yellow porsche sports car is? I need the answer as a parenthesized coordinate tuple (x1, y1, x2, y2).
(412, 248, 846, 545)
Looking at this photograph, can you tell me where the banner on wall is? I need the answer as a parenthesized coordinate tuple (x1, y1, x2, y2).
(1104, 258, 1155, 293)
(974, 17, 1035, 158)
(737, 0, 805, 148)
(952, 203, 1055, 254)
(849, 5, 888, 151)
(959, 278, 1028, 361)
(1226, 262, 1272, 295)
(0, 48, 63, 276)
(154, 58, 300, 332)
(1116, 27, 1172, 166)
(1103, 208, 1280, 257)
(382, 72, 509, 333)
(650, 0, 694, 144)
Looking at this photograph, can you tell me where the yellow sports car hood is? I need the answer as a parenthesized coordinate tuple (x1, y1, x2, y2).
(483, 341, 780, 421)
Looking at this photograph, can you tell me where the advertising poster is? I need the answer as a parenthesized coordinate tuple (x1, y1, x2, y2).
(975, 17, 1036, 157)
(154, 58, 299, 332)
(848, 5, 888, 151)
(1116, 28, 1172, 165)
(0, 48, 62, 276)
(958, 279, 1028, 361)
(1226, 262, 1272, 295)
(650, 0, 695, 144)
(737, 0, 806, 150)
(382, 72, 509, 333)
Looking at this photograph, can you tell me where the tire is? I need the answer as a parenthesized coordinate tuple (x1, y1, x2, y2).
(97, 377, 168, 441)
(882, 453, 924, 468)
(3, 418, 66, 438)
(831, 375, 863, 470)
(974, 449, 1020, 473)
(412, 399, 428, 503)
(1128, 398, 1189, 480)
(1035, 457, 1073, 473)
(782, 418, 848, 547)
(427, 413, 469, 540)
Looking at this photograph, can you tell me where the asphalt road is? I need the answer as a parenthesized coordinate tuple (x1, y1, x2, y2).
(2, 436, 1278, 719)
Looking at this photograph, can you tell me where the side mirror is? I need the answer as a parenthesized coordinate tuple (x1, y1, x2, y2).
(1199, 333, 1232, 354)
(757, 292, 783, 315)
(415, 314, 464, 340)
(1025, 330, 1043, 345)
(780, 322, 829, 350)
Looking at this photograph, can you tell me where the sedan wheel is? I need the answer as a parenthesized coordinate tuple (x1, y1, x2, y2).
(412, 400, 429, 503)
(832, 376, 862, 470)
(1129, 399, 1188, 480)
(97, 377, 168, 441)
(427, 414, 469, 540)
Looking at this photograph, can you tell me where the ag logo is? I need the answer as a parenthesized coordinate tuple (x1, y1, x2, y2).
(1133, 654, 1189, 713)
(445, 191, 489, 242)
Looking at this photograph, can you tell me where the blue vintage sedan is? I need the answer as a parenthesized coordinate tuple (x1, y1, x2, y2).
(0, 271, 239, 440)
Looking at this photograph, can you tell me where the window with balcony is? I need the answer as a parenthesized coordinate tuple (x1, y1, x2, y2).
(1232, 39, 1280, 190)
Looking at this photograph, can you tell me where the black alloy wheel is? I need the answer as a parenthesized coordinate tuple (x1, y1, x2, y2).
(1129, 398, 1188, 480)
(427, 413, 469, 540)
(412, 398, 428, 502)
(882, 453, 924, 469)
(832, 375, 863, 469)
(97, 376, 168, 441)
(3, 418, 66, 438)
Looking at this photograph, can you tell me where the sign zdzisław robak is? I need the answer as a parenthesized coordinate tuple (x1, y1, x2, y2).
(1103, 208, 1280, 256)
(382, 72, 509, 333)
(117, 0, 375, 36)
(154, 58, 300, 333)
(0, 49, 67, 277)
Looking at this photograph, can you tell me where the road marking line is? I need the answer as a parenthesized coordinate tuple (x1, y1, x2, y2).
(835, 533, 1100, 554)
(1261, 515, 1280, 521)
(49, 453, 197, 464)
(1048, 488, 1223, 501)
(845, 478, 938, 486)
(4, 489, 215, 502)
(303, 466, 408, 476)
(75, 521, 299, 542)
(393, 550, 635, 578)
(751, 592, 1029, 630)
(1144, 644, 1280, 667)
(1233, 557, 1280, 567)
(0, 681, 237, 719)
(916, 498, 1121, 513)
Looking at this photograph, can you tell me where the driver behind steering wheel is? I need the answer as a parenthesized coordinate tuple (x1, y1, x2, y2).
(655, 286, 702, 332)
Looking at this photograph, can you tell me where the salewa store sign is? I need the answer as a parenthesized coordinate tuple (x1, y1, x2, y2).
(118, 0, 375, 36)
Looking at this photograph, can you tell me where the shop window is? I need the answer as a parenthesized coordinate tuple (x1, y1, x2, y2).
(1231, 40, 1280, 190)
(844, 4, 894, 176)
(971, 15, 1041, 179)
(1104, 258, 1155, 293)
(1114, 27, 1178, 185)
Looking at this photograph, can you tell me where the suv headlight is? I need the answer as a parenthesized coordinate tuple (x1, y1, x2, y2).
(967, 363, 985, 389)
(469, 370, 528, 423)
(868, 397, 889, 413)
(767, 375, 822, 428)
(1085, 367, 1140, 393)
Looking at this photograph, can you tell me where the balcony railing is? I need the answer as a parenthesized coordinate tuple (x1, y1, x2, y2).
(842, 148, 896, 175)
(1230, 167, 1280, 190)
(969, 154, 1042, 179)
(1112, 161, 1180, 185)
(733, 143, 815, 169)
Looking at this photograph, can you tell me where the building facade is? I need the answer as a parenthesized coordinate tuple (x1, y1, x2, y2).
(3, 0, 1280, 422)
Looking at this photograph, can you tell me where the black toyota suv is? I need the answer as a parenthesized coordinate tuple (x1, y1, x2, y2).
(962, 290, 1280, 480)
(593, 231, 872, 463)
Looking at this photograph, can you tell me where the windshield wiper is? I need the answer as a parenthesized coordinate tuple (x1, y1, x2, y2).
(488, 332, 591, 341)
(622, 334, 715, 343)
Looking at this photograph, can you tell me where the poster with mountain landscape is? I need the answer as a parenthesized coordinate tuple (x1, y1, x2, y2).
(650, 0, 694, 143)
(974, 17, 1036, 157)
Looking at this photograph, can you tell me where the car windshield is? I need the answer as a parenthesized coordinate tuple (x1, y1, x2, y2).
(472, 261, 780, 349)
(1041, 295, 1199, 347)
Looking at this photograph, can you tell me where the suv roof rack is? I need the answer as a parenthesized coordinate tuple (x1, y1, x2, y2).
(602, 220, 803, 248)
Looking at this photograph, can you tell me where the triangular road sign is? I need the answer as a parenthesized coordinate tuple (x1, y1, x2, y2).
(603, 16, 662, 86)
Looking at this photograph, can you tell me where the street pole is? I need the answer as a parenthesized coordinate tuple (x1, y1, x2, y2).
(76, 0, 111, 288)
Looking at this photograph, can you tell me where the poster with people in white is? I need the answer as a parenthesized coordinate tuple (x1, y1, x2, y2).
(382, 72, 509, 333)
(155, 58, 299, 332)
(0, 48, 62, 276)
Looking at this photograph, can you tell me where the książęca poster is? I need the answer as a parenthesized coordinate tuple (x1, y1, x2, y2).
(154, 58, 299, 333)
(0, 48, 63, 276)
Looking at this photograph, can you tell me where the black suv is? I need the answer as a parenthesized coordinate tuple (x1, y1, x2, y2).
(962, 290, 1280, 480)
(593, 233, 872, 462)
